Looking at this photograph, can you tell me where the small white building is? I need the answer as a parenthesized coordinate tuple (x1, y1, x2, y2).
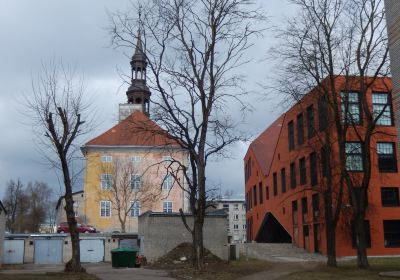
(212, 199, 247, 243)
(0, 200, 7, 267)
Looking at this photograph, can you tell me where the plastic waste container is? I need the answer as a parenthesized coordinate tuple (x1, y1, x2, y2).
(111, 247, 137, 268)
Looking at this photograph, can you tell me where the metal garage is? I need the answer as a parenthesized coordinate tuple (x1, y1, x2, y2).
(80, 239, 104, 263)
(3, 239, 24, 264)
(34, 239, 63, 264)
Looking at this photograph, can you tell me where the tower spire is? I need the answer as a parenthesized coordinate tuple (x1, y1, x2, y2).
(125, 19, 151, 116)
(119, 10, 151, 122)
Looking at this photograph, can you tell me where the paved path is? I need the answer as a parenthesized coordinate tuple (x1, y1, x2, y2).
(85, 263, 176, 280)
(238, 262, 320, 280)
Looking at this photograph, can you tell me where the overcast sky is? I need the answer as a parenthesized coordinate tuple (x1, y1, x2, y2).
(0, 0, 296, 199)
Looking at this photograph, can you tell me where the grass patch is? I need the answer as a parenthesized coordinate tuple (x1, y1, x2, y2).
(168, 259, 272, 280)
(278, 258, 400, 280)
(0, 272, 99, 280)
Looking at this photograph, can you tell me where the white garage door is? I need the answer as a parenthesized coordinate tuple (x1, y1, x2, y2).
(80, 239, 104, 263)
(3, 240, 24, 264)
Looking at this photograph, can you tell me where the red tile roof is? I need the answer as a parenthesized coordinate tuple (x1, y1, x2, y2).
(84, 111, 179, 147)
(248, 114, 285, 176)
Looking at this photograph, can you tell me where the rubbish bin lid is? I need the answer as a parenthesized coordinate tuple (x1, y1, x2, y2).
(111, 247, 137, 253)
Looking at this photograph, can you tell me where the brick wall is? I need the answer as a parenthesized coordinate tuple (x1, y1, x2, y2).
(385, 0, 400, 148)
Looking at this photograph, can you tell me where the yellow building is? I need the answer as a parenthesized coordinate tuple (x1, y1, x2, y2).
(81, 31, 189, 233)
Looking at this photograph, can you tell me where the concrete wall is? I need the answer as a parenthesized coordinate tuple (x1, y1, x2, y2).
(385, 0, 400, 147)
(0, 208, 6, 266)
(138, 212, 228, 262)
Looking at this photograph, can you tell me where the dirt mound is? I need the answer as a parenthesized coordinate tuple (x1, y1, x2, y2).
(152, 242, 222, 266)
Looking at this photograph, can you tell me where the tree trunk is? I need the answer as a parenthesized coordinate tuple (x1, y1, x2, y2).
(324, 191, 337, 267)
(192, 217, 204, 270)
(61, 155, 84, 273)
(354, 215, 369, 268)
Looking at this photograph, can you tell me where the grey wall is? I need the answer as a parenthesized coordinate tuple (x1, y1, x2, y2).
(385, 0, 400, 147)
(139, 213, 228, 262)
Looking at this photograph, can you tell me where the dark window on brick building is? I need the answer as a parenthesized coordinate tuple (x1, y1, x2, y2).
(292, 200, 298, 225)
(290, 162, 296, 189)
(288, 121, 295, 150)
(266, 186, 269, 200)
(301, 197, 308, 223)
(384, 220, 400, 247)
(351, 220, 371, 248)
(312, 194, 320, 221)
(259, 182, 263, 204)
(381, 188, 400, 207)
(273, 172, 278, 196)
(297, 113, 304, 145)
(321, 146, 329, 177)
(307, 105, 315, 139)
(249, 189, 252, 209)
(310, 152, 318, 186)
(377, 142, 398, 172)
(253, 185, 257, 206)
(299, 157, 306, 185)
(281, 168, 286, 193)
(318, 95, 328, 131)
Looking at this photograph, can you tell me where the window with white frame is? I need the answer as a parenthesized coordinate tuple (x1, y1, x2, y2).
(130, 201, 141, 217)
(163, 174, 173, 190)
(234, 224, 239, 229)
(234, 214, 239, 220)
(101, 174, 113, 190)
(100, 155, 112, 163)
(243, 224, 246, 229)
(100, 201, 111, 217)
(163, 201, 173, 213)
(345, 142, 364, 171)
(131, 174, 141, 189)
(373, 93, 393, 126)
(131, 155, 142, 163)
(234, 204, 239, 210)
(341, 92, 361, 124)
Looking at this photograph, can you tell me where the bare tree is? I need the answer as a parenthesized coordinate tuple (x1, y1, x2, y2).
(274, 0, 389, 268)
(25, 61, 94, 272)
(3, 179, 24, 233)
(98, 157, 162, 233)
(108, 0, 266, 269)
(25, 181, 53, 233)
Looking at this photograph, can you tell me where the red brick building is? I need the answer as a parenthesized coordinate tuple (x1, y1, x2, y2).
(244, 76, 400, 257)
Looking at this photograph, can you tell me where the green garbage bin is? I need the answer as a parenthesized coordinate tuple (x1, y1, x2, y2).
(111, 247, 137, 268)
